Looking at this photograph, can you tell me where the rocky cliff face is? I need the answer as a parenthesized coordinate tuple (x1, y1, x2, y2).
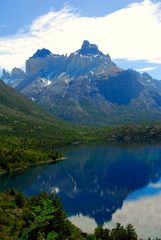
(1, 68, 25, 87)
(2, 40, 161, 125)
(26, 48, 67, 77)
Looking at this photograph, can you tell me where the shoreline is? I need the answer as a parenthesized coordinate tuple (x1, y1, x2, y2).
(1, 138, 160, 176)
(0, 157, 66, 176)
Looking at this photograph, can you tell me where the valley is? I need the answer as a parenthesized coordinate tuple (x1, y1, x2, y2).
(1, 0, 161, 239)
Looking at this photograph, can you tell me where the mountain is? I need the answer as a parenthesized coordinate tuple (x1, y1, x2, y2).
(0, 79, 92, 155)
(1, 68, 25, 87)
(0, 79, 97, 172)
(2, 77, 161, 173)
(4, 40, 161, 125)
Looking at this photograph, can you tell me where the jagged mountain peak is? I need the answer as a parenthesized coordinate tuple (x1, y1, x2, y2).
(1, 67, 25, 87)
(10, 67, 25, 80)
(65, 40, 115, 77)
(11, 67, 24, 75)
(2, 68, 10, 79)
(3, 41, 161, 126)
(31, 48, 53, 59)
(77, 40, 104, 56)
(142, 72, 153, 81)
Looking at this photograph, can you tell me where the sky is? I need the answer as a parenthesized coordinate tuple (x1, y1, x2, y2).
(0, 0, 161, 79)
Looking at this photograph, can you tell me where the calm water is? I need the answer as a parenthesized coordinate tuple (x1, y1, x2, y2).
(1, 143, 161, 238)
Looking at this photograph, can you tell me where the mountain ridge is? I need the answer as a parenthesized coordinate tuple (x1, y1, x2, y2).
(1, 40, 161, 125)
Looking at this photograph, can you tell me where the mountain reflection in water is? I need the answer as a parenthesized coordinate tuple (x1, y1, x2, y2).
(1, 143, 161, 238)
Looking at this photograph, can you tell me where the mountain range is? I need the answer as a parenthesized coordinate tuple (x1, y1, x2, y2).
(2, 40, 161, 125)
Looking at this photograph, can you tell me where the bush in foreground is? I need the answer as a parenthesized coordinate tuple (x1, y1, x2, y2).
(0, 190, 140, 240)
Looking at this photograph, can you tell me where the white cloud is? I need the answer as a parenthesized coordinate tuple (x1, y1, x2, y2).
(136, 66, 157, 72)
(0, 0, 161, 70)
(149, 182, 161, 188)
(69, 213, 97, 233)
(104, 191, 161, 239)
(69, 190, 161, 238)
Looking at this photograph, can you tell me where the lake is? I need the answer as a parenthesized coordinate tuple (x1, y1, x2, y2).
(1, 143, 161, 238)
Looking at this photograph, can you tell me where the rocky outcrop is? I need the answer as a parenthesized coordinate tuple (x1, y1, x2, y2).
(26, 49, 67, 77)
(2, 69, 10, 80)
(11, 68, 25, 79)
(77, 40, 103, 55)
(3, 40, 161, 125)
(1, 68, 25, 87)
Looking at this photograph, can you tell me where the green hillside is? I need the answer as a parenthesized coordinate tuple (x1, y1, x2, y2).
(0, 80, 86, 172)
(0, 79, 78, 142)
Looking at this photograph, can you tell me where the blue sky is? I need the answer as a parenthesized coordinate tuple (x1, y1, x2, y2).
(0, 0, 143, 36)
(0, 0, 161, 79)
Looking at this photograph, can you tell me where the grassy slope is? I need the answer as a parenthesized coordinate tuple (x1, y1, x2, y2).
(0, 80, 90, 172)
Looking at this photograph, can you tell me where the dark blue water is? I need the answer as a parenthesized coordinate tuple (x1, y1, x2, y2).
(1, 143, 161, 238)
